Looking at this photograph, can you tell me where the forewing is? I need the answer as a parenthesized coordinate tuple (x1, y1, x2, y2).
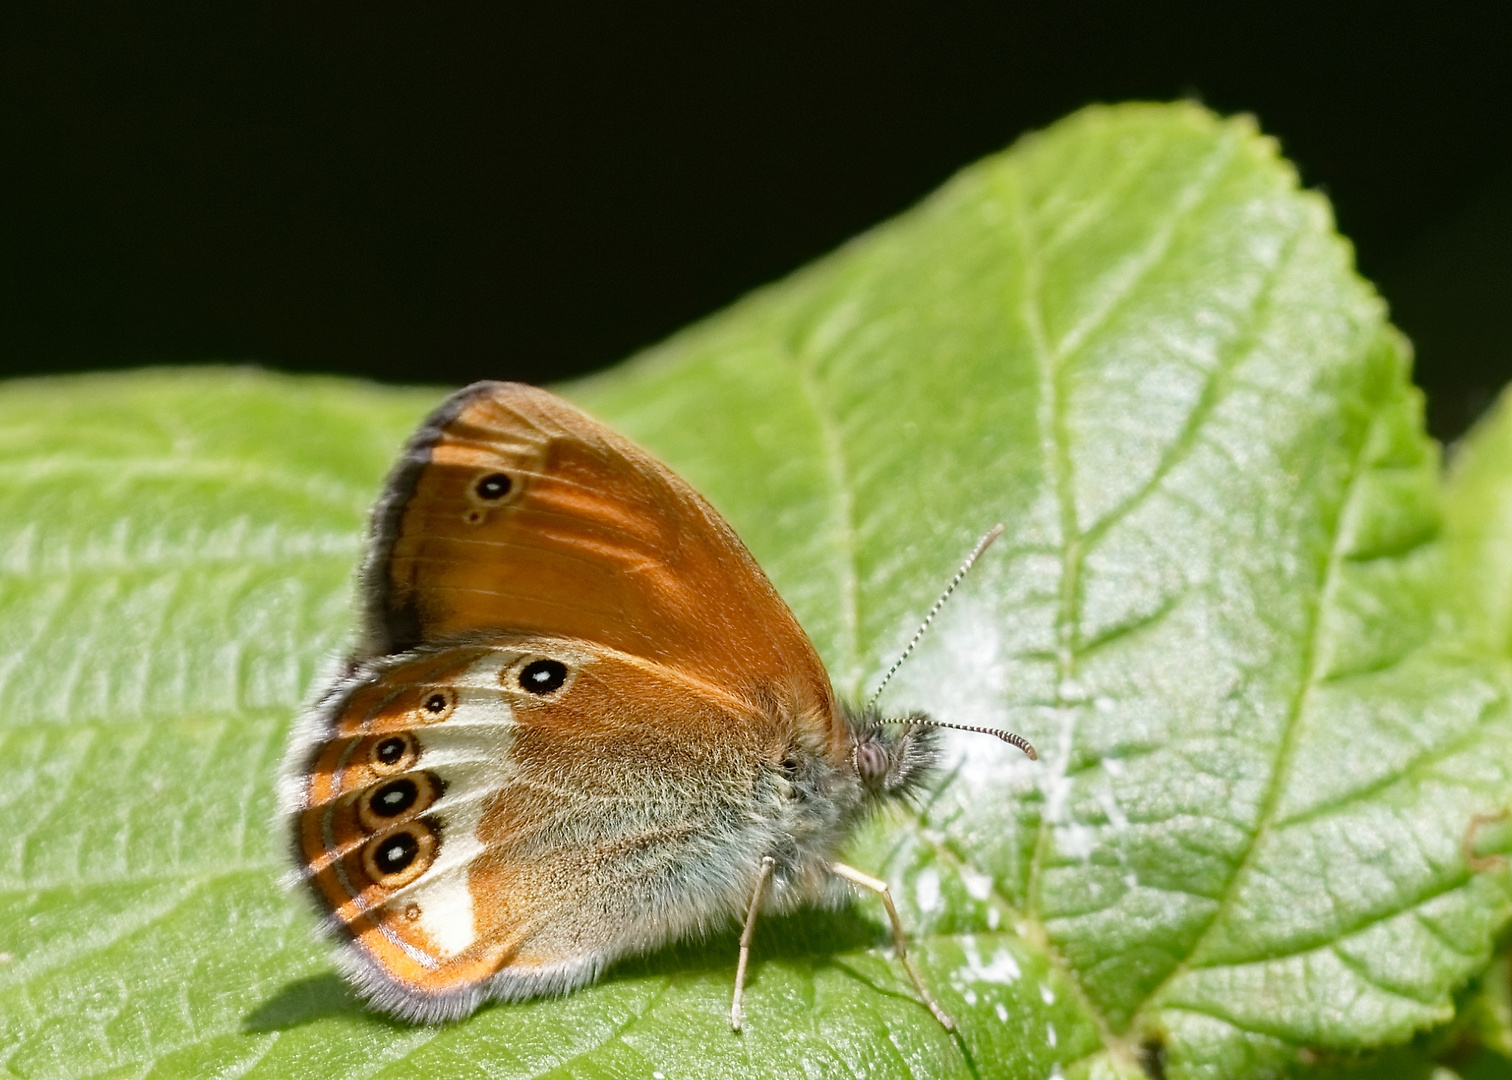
(360, 381, 835, 724)
(283, 635, 798, 1019)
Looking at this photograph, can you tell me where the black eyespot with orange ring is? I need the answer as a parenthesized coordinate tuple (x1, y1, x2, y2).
(356, 771, 444, 832)
(369, 731, 420, 774)
(361, 819, 439, 889)
(414, 686, 456, 723)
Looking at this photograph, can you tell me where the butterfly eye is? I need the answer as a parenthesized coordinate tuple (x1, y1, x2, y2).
(473, 472, 512, 501)
(369, 732, 419, 774)
(518, 659, 567, 695)
(852, 737, 891, 785)
(361, 820, 437, 889)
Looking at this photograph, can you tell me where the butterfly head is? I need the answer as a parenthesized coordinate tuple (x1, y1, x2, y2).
(843, 705, 942, 802)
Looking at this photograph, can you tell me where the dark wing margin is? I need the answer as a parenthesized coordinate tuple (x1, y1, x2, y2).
(358, 381, 499, 656)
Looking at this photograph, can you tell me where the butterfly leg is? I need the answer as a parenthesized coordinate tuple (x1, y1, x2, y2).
(730, 855, 777, 1032)
(830, 862, 956, 1031)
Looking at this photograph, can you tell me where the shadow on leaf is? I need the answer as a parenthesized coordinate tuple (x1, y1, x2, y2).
(246, 905, 884, 1032)
(243, 972, 382, 1032)
(601, 904, 884, 983)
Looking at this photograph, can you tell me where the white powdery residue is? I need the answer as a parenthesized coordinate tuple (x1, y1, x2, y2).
(1047, 1023, 1057, 1048)
(963, 989, 978, 1005)
(986, 907, 1001, 930)
(1048, 1066, 1065, 1080)
(959, 933, 980, 970)
(995, 1003, 1009, 1023)
(1096, 784, 1129, 832)
(653, 1073, 665, 1079)
(1040, 984, 1055, 1005)
(959, 865, 993, 902)
(1056, 822, 1097, 860)
(957, 934, 1021, 986)
(1040, 729, 1078, 847)
(1123, 872, 1139, 889)
(890, 595, 1040, 792)
(1094, 696, 1115, 713)
(1035, 621, 1091, 867)
(915, 867, 942, 915)
(953, 729, 1041, 791)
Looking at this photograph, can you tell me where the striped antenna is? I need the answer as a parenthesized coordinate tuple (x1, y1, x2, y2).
(865, 523, 1005, 711)
(885, 717, 1036, 759)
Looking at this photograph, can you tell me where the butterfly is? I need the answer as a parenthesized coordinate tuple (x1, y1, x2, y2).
(279, 381, 1035, 1030)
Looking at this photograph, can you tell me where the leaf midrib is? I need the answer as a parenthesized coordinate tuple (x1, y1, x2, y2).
(1005, 121, 1240, 1045)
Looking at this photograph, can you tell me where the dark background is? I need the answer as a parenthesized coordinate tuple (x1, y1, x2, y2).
(2, 3, 1509, 437)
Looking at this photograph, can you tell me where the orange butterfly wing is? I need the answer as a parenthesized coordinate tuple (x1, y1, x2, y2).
(360, 381, 837, 734)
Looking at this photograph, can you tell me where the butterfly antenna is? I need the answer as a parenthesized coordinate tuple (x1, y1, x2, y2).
(865, 523, 1005, 712)
(885, 717, 1037, 760)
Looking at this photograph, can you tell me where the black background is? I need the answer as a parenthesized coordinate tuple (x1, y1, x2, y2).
(2, 3, 1509, 437)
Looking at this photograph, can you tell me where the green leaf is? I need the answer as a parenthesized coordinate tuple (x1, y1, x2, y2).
(1443, 952, 1512, 1070)
(5, 103, 1511, 1080)
(1437, 386, 1512, 1079)
(1446, 388, 1512, 656)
